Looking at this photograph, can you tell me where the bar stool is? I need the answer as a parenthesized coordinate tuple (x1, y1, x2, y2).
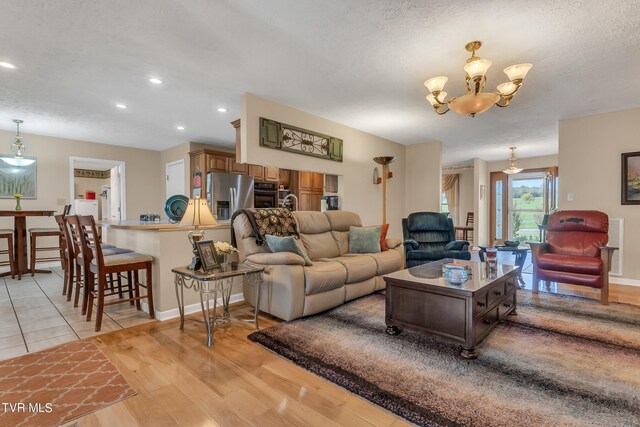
(0, 229, 16, 279)
(66, 215, 130, 311)
(78, 215, 155, 331)
(29, 204, 72, 276)
(54, 215, 72, 297)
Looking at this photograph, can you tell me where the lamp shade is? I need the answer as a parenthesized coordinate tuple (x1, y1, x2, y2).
(497, 82, 518, 96)
(179, 198, 218, 227)
(504, 63, 532, 81)
(463, 59, 492, 79)
(426, 91, 447, 106)
(424, 76, 448, 93)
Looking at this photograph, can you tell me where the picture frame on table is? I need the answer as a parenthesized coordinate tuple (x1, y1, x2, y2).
(622, 151, 640, 205)
(195, 239, 220, 272)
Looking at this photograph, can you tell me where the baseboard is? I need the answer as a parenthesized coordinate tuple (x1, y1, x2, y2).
(610, 276, 640, 287)
(145, 292, 246, 321)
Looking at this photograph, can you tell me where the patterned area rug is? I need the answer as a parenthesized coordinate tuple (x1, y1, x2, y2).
(0, 340, 135, 427)
(249, 291, 640, 426)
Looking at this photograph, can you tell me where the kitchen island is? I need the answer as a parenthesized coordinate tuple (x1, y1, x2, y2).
(101, 220, 243, 320)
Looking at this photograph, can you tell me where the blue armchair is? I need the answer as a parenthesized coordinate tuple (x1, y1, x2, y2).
(402, 212, 471, 268)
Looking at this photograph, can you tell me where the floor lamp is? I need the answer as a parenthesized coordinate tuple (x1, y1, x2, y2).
(373, 156, 396, 224)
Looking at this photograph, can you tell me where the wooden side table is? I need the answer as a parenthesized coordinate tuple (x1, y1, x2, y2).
(172, 264, 264, 347)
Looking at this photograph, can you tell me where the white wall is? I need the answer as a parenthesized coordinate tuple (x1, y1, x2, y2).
(240, 93, 409, 237)
(405, 142, 442, 215)
(0, 129, 161, 230)
(559, 108, 640, 283)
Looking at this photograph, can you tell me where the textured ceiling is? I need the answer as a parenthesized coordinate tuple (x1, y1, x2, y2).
(1, 1, 639, 163)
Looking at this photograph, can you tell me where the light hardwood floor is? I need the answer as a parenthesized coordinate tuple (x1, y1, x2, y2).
(65, 280, 640, 427)
(66, 304, 411, 427)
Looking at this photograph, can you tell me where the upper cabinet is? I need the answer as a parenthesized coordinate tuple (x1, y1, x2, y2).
(206, 153, 228, 172)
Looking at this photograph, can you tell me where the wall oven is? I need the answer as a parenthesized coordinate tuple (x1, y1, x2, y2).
(254, 182, 278, 209)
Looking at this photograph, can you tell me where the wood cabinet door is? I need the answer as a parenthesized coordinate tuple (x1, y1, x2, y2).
(299, 172, 313, 190)
(207, 154, 228, 172)
(325, 174, 338, 193)
(264, 166, 279, 182)
(279, 169, 290, 188)
(248, 164, 264, 181)
(299, 191, 322, 211)
(228, 158, 248, 175)
(312, 173, 324, 191)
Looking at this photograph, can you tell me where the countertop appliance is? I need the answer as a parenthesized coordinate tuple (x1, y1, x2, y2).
(254, 181, 278, 209)
(206, 172, 254, 220)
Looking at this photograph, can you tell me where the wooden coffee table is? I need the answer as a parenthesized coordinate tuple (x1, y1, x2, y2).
(384, 259, 519, 359)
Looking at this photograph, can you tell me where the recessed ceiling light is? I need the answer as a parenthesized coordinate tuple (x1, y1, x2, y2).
(149, 77, 162, 84)
(0, 62, 16, 69)
(115, 104, 128, 109)
(176, 126, 185, 130)
(217, 107, 227, 113)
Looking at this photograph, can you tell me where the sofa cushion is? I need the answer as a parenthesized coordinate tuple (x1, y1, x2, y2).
(325, 211, 362, 231)
(300, 232, 341, 260)
(380, 224, 389, 251)
(293, 211, 331, 234)
(265, 235, 312, 266)
(304, 261, 347, 295)
(538, 253, 603, 276)
(349, 226, 382, 254)
(364, 250, 402, 275)
(332, 231, 350, 255)
(332, 255, 377, 284)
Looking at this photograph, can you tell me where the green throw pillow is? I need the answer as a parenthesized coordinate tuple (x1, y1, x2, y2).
(349, 225, 382, 254)
(265, 234, 313, 266)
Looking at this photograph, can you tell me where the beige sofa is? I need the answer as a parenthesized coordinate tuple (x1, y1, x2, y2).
(232, 210, 404, 321)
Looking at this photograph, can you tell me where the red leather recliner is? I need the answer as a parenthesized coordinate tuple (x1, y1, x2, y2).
(530, 210, 617, 305)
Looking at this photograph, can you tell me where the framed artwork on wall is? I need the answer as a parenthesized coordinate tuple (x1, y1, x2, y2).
(622, 151, 640, 205)
(0, 156, 37, 199)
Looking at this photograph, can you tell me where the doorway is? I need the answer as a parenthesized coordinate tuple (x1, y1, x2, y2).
(490, 167, 558, 244)
(69, 157, 126, 220)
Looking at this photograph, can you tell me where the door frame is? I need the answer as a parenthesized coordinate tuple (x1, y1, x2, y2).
(165, 159, 186, 198)
(69, 157, 127, 219)
(489, 166, 558, 244)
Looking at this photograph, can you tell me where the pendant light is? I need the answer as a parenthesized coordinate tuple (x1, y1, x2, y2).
(503, 147, 523, 175)
(1, 120, 35, 166)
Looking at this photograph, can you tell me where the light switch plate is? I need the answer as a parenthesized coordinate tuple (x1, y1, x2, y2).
(567, 192, 574, 202)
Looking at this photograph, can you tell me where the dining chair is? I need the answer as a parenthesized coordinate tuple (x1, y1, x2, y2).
(0, 229, 16, 279)
(78, 215, 155, 331)
(54, 215, 73, 298)
(29, 204, 72, 276)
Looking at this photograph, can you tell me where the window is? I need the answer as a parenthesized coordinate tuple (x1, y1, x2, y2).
(441, 191, 449, 214)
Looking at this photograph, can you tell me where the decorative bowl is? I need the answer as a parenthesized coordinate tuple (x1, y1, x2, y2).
(164, 195, 189, 222)
(504, 240, 520, 247)
(444, 267, 468, 285)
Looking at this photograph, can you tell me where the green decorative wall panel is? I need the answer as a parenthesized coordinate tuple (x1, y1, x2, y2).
(259, 117, 343, 162)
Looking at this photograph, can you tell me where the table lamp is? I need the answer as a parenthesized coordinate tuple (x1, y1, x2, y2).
(179, 198, 218, 270)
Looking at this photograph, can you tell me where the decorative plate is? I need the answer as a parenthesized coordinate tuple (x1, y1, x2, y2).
(164, 195, 189, 222)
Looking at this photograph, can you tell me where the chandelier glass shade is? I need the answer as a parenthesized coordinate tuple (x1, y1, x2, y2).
(424, 41, 532, 117)
(503, 147, 523, 175)
(1, 120, 35, 167)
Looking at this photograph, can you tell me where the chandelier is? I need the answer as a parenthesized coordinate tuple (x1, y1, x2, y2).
(1, 119, 35, 167)
(424, 41, 532, 117)
(503, 147, 523, 175)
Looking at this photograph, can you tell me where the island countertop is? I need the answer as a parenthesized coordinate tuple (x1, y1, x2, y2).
(99, 219, 231, 231)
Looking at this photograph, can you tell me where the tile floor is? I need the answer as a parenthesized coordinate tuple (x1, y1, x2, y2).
(0, 265, 155, 361)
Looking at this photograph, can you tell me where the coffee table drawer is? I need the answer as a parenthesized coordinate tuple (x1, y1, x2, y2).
(498, 291, 516, 318)
(487, 282, 506, 307)
(474, 292, 489, 316)
(476, 307, 499, 341)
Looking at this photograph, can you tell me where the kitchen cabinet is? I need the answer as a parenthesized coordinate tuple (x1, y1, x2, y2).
(279, 169, 291, 188)
(264, 166, 279, 182)
(248, 164, 264, 180)
(206, 154, 227, 172)
(291, 171, 324, 211)
(228, 158, 248, 175)
(299, 191, 322, 212)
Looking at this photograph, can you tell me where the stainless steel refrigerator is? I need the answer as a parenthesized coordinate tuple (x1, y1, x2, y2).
(206, 172, 255, 220)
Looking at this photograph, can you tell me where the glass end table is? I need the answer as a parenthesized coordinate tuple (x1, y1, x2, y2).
(172, 263, 264, 347)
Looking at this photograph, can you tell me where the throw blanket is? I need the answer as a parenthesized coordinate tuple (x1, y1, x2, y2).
(231, 208, 300, 247)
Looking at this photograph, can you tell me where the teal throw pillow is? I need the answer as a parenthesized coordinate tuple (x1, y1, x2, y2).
(265, 234, 313, 266)
(349, 225, 382, 254)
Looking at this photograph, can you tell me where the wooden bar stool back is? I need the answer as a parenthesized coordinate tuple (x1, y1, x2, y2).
(78, 215, 154, 331)
(0, 229, 16, 279)
(28, 205, 72, 276)
(54, 215, 74, 299)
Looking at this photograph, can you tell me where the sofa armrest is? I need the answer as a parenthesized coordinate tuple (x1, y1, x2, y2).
(246, 252, 306, 266)
(529, 242, 550, 264)
(403, 239, 419, 250)
(386, 237, 402, 249)
(445, 240, 469, 251)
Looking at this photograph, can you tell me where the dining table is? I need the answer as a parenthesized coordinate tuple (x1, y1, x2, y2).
(0, 210, 57, 279)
